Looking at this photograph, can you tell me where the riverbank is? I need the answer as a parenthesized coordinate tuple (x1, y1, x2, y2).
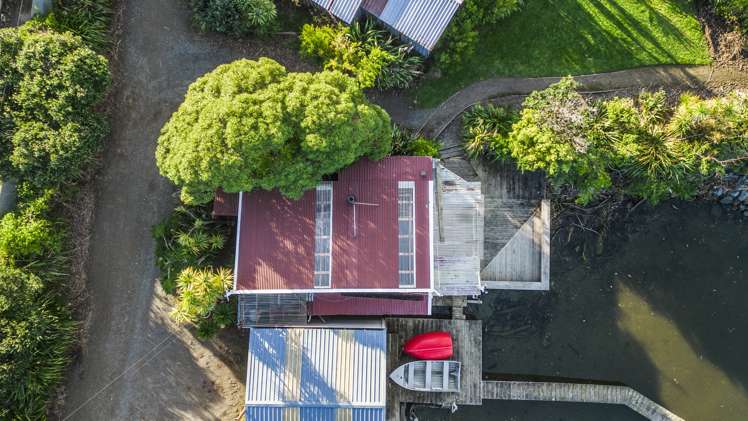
(419, 200, 748, 420)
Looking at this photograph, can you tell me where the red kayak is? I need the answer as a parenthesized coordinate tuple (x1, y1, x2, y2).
(403, 331, 453, 360)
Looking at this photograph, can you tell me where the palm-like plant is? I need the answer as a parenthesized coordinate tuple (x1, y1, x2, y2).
(462, 104, 516, 159)
(170, 266, 233, 324)
(604, 91, 696, 202)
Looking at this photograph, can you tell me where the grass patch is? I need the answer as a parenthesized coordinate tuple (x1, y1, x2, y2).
(416, 0, 711, 107)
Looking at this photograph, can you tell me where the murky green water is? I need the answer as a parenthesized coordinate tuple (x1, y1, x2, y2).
(419, 201, 748, 421)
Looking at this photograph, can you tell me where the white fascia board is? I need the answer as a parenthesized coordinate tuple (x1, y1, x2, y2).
(232, 191, 243, 293)
(228, 287, 435, 296)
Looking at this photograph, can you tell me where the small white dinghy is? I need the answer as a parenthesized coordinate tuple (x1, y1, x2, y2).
(389, 360, 461, 392)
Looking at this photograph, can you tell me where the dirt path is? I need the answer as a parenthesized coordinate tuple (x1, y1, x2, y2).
(59, 1, 311, 420)
(413, 65, 748, 139)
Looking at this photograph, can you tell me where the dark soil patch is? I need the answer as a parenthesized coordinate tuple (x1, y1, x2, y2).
(697, 1, 748, 71)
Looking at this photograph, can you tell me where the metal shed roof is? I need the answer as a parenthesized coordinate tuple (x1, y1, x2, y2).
(310, 0, 363, 23)
(363, 0, 464, 54)
(245, 327, 386, 421)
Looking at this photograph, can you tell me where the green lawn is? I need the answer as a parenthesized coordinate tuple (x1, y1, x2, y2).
(415, 0, 711, 107)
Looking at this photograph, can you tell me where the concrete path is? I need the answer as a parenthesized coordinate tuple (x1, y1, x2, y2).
(59, 1, 310, 420)
(418, 65, 748, 139)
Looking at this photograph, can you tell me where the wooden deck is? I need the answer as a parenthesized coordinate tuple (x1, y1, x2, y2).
(474, 160, 551, 290)
(386, 318, 482, 421)
(482, 381, 684, 421)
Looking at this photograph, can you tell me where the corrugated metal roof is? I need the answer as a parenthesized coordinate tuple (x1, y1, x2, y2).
(311, 0, 363, 23)
(310, 293, 429, 316)
(213, 189, 239, 217)
(364, 0, 463, 53)
(245, 328, 386, 421)
(234, 157, 433, 293)
(331, 0, 364, 23)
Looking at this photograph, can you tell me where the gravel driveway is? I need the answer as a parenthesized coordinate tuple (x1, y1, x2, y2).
(59, 1, 310, 419)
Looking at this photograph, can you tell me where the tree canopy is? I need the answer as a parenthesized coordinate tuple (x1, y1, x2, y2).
(156, 58, 392, 204)
(0, 28, 110, 188)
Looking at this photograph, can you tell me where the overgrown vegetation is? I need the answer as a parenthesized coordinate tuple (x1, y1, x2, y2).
(41, 0, 114, 53)
(462, 104, 517, 159)
(0, 1, 112, 415)
(299, 20, 423, 89)
(156, 57, 392, 204)
(153, 204, 234, 339)
(153, 204, 228, 293)
(710, 0, 748, 32)
(418, 0, 710, 107)
(464, 78, 748, 204)
(391, 126, 441, 158)
(188, 0, 277, 35)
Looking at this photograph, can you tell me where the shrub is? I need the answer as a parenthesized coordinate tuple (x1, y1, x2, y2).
(0, 264, 75, 421)
(300, 20, 423, 90)
(408, 138, 441, 157)
(462, 104, 517, 159)
(435, 0, 522, 70)
(600, 92, 698, 203)
(170, 266, 232, 328)
(156, 58, 392, 204)
(189, 0, 277, 35)
(669, 90, 748, 175)
(508, 77, 612, 203)
(0, 209, 61, 263)
(195, 300, 235, 339)
(711, 0, 748, 32)
(0, 29, 110, 189)
(153, 204, 228, 293)
(391, 126, 441, 157)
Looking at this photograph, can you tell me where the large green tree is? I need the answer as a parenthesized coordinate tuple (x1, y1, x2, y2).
(156, 58, 392, 204)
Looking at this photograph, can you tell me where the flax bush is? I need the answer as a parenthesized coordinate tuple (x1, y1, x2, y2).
(299, 20, 423, 90)
(171, 266, 232, 323)
(462, 104, 517, 159)
(153, 204, 227, 293)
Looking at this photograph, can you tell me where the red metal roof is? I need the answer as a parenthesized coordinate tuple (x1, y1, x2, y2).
(212, 189, 239, 217)
(234, 156, 433, 292)
(310, 293, 429, 316)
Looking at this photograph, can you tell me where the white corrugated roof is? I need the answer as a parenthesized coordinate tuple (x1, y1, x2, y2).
(378, 0, 463, 52)
(245, 327, 386, 413)
(311, 0, 364, 23)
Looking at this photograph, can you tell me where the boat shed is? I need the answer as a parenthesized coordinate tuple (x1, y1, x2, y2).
(245, 327, 387, 421)
(362, 0, 464, 55)
(309, 0, 464, 55)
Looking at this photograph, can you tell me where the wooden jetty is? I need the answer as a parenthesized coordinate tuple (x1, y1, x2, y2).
(386, 318, 482, 421)
(385, 317, 684, 421)
(482, 381, 684, 421)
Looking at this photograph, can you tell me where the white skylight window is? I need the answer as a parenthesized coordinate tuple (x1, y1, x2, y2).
(314, 182, 333, 288)
(398, 181, 416, 287)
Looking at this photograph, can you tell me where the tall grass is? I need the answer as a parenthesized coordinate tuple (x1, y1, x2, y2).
(46, 0, 113, 52)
